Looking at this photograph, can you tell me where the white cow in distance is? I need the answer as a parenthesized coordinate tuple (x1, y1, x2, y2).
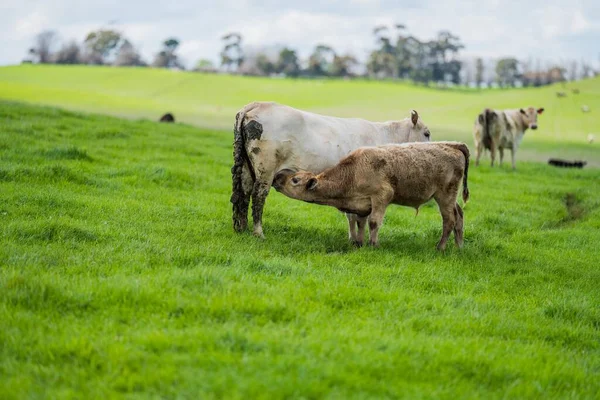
(231, 101, 432, 238)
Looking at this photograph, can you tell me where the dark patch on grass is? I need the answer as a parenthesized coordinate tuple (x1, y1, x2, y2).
(1, 276, 96, 315)
(96, 129, 129, 139)
(0, 165, 93, 185)
(246, 259, 295, 277)
(13, 223, 99, 243)
(544, 303, 600, 330)
(44, 146, 92, 161)
(145, 167, 193, 188)
(218, 333, 265, 353)
(561, 193, 586, 222)
(174, 253, 232, 269)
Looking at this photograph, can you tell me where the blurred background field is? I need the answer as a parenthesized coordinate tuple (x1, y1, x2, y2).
(1, 64, 598, 166)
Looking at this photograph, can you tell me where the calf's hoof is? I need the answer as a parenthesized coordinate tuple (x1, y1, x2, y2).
(351, 240, 364, 248)
(369, 241, 380, 248)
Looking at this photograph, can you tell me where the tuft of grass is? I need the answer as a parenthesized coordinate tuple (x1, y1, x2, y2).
(1, 101, 599, 399)
(44, 146, 92, 161)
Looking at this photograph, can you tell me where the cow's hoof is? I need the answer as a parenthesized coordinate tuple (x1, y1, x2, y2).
(369, 242, 379, 248)
(253, 231, 265, 239)
(351, 240, 363, 248)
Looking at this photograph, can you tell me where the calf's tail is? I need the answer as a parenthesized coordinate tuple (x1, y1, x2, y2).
(445, 142, 470, 204)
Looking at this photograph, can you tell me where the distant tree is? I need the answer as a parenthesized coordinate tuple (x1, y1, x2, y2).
(569, 60, 578, 81)
(475, 58, 484, 88)
(53, 41, 81, 64)
(495, 58, 519, 88)
(114, 40, 146, 66)
(307, 44, 335, 76)
(581, 61, 592, 79)
(152, 38, 181, 68)
(83, 29, 122, 64)
(220, 33, 243, 72)
(194, 59, 216, 72)
(255, 53, 276, 75)
(330, 54, 358, 77)
(29, 30, 58, 64)
(276, 48, 300, 77)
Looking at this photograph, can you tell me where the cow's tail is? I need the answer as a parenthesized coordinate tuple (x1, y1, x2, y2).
(445, 142, 470, 204)
(231, 103, 257, 232)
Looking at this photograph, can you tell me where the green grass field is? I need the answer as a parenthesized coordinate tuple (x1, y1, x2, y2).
(0, 64, 598, 166)
(1, 66, 600, 398)
(1, 99, 599, 398)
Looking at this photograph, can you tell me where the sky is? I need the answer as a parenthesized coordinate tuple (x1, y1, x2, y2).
(2, 0, 599, 69)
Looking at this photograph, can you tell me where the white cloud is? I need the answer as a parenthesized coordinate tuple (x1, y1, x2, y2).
(0, 0, 598, 67)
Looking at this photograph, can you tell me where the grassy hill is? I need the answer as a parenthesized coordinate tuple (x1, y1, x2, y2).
(0, 65, 598, 166)
(1, 101, 599, 398)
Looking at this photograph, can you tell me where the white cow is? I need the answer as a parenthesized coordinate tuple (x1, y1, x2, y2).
(473, 107, 544, 169)
(231, 101, 432, 238)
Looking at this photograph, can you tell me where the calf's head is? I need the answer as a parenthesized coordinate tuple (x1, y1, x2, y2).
(272, 169, 318, 201)
(520, 107, 544, 130)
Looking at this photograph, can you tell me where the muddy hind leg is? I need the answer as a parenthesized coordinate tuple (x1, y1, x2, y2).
(434, 196, 457, 251)
(233, 163, 254, 232)
(453, 203, 464, 248)
(251, 172, 275, 239)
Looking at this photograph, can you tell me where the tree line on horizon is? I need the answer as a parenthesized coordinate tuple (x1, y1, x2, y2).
(25, 26, 598, 88)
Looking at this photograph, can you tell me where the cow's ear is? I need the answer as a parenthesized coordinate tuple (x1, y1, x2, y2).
(411, 110, 419, 127)
(520, 109, 527, 115)
(537, 108, 544, 114)
(306, 178, 318, 190)
(478, 114, 484, 124)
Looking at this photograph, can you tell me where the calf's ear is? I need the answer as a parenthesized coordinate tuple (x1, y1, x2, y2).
(520, 109, 527, 115)
(537, 108, 544, 114)
(411, 110, 419, 127)
(306, 178, 318, 190)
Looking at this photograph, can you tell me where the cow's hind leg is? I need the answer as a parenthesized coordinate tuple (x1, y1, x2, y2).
(499, 147, 504, 166)
(453, 203, 464, 248)
(232, 163, 254, 232)
(251, 173, 274, 239)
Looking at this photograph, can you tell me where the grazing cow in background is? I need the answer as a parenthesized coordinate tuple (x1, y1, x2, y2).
(231, 102, 432, 238)
(159, 113, 175, 123)
(556, 92, 567, 98)
(473, 107, 544, 169)
(272, 142, 470, 250)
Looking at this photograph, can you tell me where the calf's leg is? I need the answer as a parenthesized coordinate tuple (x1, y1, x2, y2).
(367, 191, 393, 247)
(499, 148, 504, 166)
(434, 196, 457, 251)
(346, 214, 358, 243)
(356, 216, 368, 247)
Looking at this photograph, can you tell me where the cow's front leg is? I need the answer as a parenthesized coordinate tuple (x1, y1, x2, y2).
(511, 146, 517, 170)
(499, 147, 504, 166)
(490, 141, 497, 167)
(475, 141, 484, 167)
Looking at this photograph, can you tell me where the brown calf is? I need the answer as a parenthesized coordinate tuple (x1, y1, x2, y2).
(273, 142, 470, 250)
